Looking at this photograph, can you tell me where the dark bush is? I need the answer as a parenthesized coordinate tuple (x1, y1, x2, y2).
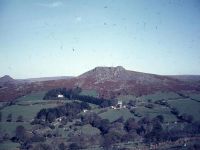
(6, 113, 12, 122)
(59, 143, 66, 150)
(171, 107, 179, 116)
(145, 103, 154, 109)
(125, 118, 139, 132)
(15, 125, 26, 142)
(16, 115, 24, 122)
(30, 134, 45, 142)
(69, 143, 80, 150)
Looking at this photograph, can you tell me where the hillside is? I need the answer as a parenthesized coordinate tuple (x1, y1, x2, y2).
(0, 68, 200, 150)
(0, 75, 15, 84)
(168, 75, 200, 83)
(0, 66, 199, 102)
(75, 66, 199, 98)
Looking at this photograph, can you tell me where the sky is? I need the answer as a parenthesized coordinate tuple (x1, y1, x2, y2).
(0, 0, 200, 79)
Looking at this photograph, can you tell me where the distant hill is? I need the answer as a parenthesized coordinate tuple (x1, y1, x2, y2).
(0, 75, 15, 83)
(0, 66, 199, 102)
(168, 75, 200, 83)
(75, 66, 199, 98)
(21, 76, 73, 82)
(0, 75, 18, 87)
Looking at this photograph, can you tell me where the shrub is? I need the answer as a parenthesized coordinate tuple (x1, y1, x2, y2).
(15, 125, 26, 142)
(69, 143, 80, 150)
(145, 103, 154, 109)
(171, 107, 179, 116)
(16, 115, 24, 122)
(6, 113, 12, 122)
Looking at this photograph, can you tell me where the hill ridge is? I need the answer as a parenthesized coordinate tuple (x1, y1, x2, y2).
(0, 66, 199, 101)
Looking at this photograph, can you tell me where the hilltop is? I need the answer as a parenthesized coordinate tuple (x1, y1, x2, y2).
(0, 75, 15, 83)
(75, 66, 199, 98)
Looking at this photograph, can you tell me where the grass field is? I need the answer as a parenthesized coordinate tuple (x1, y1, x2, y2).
(74, 124, 101, 136)
(15, 91, 47, 101)
(99, 108, 134, 122)
(80, 89, 98, 97)
(0, 141, 20, 150)
(1, 103, 60, 122)
(168, 98, 200, 121)
(140, 91, 181, 102)
(134, 105, 177, 122)
(1, 90, 80, 122)
(0, 122, 33, 136)
(188, 93, 200, 101)
(117, 95, 137, 104)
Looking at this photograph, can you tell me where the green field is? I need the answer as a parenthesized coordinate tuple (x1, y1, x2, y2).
(1, 103, 60, 122)
(99, 108, 134, 122)
(188, 93, 200, 101)
(134, 105, 177, 122)
(140, 91, 181, 102)
(168, 98, 200, 121)
(1, 91, 81, 122)
(72, 124, 101, 136)
(0, 122, 33, 136)
(80, 89, 98, 97)
(117, 95, 137, 104)
(16, 91, 47, 101)
(0, 141, 20, 150)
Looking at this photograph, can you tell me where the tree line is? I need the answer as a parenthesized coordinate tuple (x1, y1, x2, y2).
(43, 87, 118, 108)
(34, 101, 91, 123)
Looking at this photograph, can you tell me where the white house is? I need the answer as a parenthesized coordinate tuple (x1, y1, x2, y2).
(83, 109, 88, 113)
(117, 100, 123, 108)
(111, 100, 123, 109)
(57, 94, 64, 98)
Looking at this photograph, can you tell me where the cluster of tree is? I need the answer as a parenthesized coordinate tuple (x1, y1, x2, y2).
(68, 133, 102, 149)
(72, 94, 117, 108)
(34, 101, 91, 123)
(146, 121, 200, 143)
(43, 87, 82, 100)
(81, 113, 110, 134)
(0, 125, 47, 149)
(43, 87, 117, 108)
(6, 112, 199, 150)
(78, 112, 200, 148)
(79, 114, 163, 148)
(80, 113, 142, 148)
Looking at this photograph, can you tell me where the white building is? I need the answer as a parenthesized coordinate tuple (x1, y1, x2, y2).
(111, 100, 123, 109)
(57, 94, 64, 98)
(117, 100, 123, 108)
(83, 109, 88, 113)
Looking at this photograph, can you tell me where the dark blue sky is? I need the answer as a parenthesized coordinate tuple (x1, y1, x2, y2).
(0, 0, 200, 78)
